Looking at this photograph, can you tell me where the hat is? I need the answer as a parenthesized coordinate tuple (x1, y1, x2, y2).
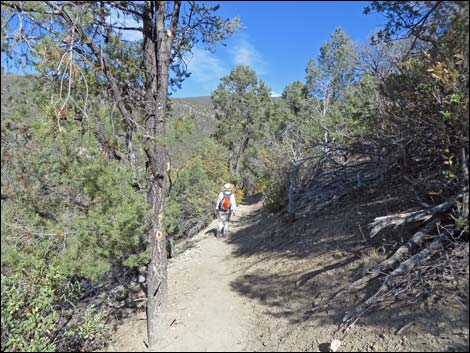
(223, 183, 232, 191)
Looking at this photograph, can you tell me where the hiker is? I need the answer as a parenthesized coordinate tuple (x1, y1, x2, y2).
(215, 183, 237, 237)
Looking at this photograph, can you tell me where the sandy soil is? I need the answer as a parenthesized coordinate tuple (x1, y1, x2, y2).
(104, 201, 260, 352)
(103, 193, 469, 352)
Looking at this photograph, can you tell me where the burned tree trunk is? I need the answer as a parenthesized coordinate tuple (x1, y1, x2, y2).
(142, 1, 180, 347)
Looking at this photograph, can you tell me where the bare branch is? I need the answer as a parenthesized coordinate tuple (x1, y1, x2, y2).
(368, 194, 465, 238)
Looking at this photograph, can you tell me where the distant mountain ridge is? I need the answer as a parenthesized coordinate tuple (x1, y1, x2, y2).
(2, 73, 217, 138)
(171, 96, 212, 105)
(169, 96, 216, 137)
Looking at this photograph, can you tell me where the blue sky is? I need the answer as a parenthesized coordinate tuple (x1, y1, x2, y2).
(171, 1, 386, 98)
(2, 1, 387, 98)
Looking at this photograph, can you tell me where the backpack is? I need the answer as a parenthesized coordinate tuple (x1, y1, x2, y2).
(219, 192, 231, 211)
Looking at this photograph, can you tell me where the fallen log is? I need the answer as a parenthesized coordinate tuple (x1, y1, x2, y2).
(327, 220, 440, 302)
(342, 236, 444, 327)
(374, 219, 440, 272)
(368, 194, 464, 238)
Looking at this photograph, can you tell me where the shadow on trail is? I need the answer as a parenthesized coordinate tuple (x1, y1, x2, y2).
(226, 193, 367, 326)
(226, 192, 469, 345)
(204, 227, 217, 238)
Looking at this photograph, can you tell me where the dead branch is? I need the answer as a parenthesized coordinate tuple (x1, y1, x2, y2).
(376, 219, 440, 270)
(341, 236, 444, 328)
(295, 145, 385, 218)
(461, 147, 469, 219)
(396, 321, 415, 335)
(368, 194, 464, 238)
(325, 219, 440, 304)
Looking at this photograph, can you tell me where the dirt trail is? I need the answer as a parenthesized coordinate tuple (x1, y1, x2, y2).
(105, 200, 262, 352)
(104, 193, 469, 352)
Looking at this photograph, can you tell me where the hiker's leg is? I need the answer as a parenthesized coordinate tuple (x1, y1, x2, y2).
(217, 212, 224, 237)
(223, 219, 228, 234)
(225, 211, 231, 233)
(219, 212, 228, 236)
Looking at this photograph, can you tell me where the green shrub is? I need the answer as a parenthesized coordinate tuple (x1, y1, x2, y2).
(59, 158, 149, 281)
(1, 107, 149, 351)
(259, 176, 287, 212)
(1, 269, 61, 352)
(64, 304, 108, 343)
(166, 139, 230, 238)
(235, 187, 244, 206)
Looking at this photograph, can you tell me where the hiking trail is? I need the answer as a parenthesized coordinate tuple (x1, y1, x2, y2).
(105, 198, 262, 352)
(104, 195, 469, 352)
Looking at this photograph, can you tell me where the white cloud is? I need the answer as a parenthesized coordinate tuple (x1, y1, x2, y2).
(271, 91, 282, 98)
(229, 36, 267, 75)
(185, 48, 228, 91)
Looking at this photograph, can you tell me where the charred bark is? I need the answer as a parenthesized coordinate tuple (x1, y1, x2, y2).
(142, 1, 180, 347)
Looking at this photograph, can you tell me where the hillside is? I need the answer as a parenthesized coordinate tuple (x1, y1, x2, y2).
(1, 73, 45, 120)
(168, 96, 216, 137)
(2, 74, 215, 131)
(172, 96, 212, 105)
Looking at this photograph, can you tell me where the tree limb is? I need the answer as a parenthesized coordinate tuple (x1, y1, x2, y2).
(368, 194, 464, 238)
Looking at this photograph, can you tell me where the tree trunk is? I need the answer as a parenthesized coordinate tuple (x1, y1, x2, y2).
(143, 9, 168, 349)
(234, 136, 249, 176)
(143, 1, 180, 348)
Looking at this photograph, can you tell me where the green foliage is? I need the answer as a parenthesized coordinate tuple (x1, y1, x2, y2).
(256, 146, 290, 211)
(340, 73, 381, 138)
(371, 50, 468, 177)
(2, 114, 149, 278)
(229, 174, 243, 189)
(304, 27, 359, 143)
(306, 27, 357, 102)
(3, 1, 241, 98)
(60, 158, 149, 280)
(1, 75, 149, 351)
(453, 202, 469, 231)
(1, 266, 61, 352)
(164, 113, 232, 239)
(365, 1, 463, 46)
(234, 187, 244, 206)
(258, 175, 287, 212)
(273, 81, 319, 145)
(249, 27, 361, 214)
(212, 64, 273, 180)
(166, 139, 230, 239)
(64, 304, 108, 342)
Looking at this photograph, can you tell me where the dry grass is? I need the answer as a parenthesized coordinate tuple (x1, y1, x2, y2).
(358, 247, 387, 275)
